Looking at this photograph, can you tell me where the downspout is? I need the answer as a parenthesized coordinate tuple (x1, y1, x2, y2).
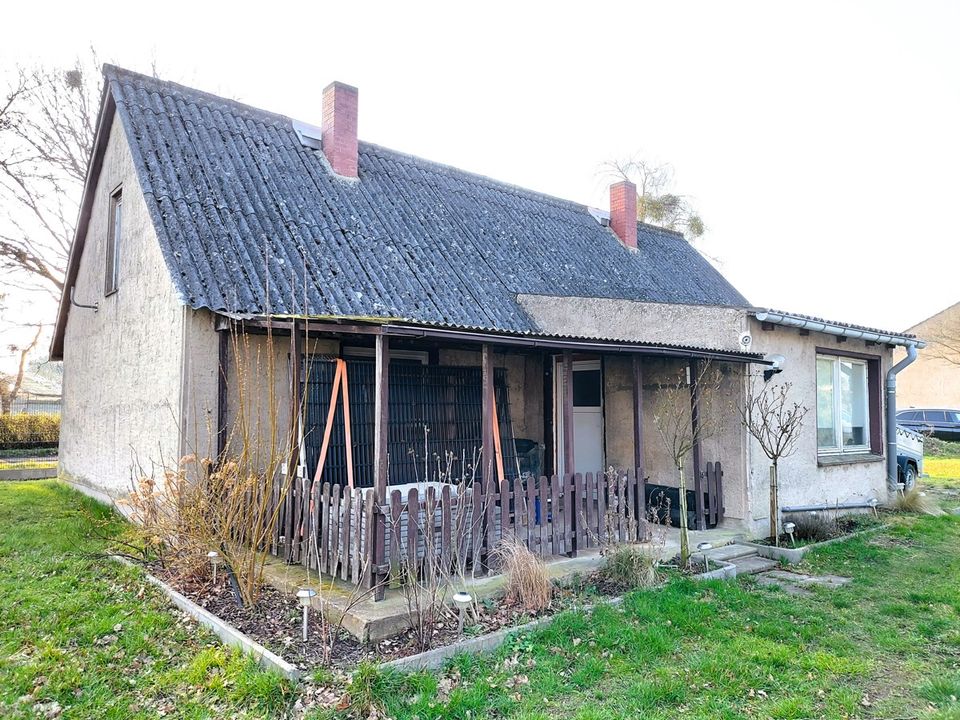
(886, 343, 918, 489)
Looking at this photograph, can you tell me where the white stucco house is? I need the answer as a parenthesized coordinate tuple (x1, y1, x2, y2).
(51, 65, 923, 560)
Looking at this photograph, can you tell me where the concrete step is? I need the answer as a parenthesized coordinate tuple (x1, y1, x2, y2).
(703, 543, 759, 562)
(730, 555, 780, 576)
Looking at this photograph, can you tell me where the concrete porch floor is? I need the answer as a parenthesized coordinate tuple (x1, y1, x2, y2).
(261, 523, 745, 643)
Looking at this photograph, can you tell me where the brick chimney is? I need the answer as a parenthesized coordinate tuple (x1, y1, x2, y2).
(609, 180, 637, 249)
(321, 81, 359, 178)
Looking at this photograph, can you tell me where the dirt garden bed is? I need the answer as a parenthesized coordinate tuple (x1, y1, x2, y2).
(144, 560, 630, 675)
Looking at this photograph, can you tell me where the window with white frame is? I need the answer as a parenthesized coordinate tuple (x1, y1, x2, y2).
(104, 186, 122, 295)
(816, 354, 870, 453)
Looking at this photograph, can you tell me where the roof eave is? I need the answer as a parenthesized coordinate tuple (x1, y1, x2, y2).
(752, 310, 925, 349)
(49, 79, 117, 361)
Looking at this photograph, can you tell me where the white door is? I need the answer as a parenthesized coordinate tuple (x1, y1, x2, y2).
(556, 359, 604, 476)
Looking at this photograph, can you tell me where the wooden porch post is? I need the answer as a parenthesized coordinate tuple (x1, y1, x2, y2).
(287, 319, 304, 481)
(632, 355, 646, 528)
(373, 333, 390, 502)
(689, 358, 705, 531)
(481, 344, 495, 491)
(562, 351, 574, 475)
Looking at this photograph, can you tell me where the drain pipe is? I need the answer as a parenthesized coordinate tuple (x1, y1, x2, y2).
(886, 343, 919, 489)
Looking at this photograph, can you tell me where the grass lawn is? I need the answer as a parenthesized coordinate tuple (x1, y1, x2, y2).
(925, 458, 960, 488)
(0, 459, 57, 471)
(0, 480, 292, 719)
(329, 511, 960, 720)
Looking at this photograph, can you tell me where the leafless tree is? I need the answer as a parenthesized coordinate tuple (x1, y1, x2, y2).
(925, 315, 960, 366)
(651, 361, 726, 567)
(0, 51, 102, 298)
(0, 325, 42, 414)
(603, 155, 705, 241)
(739, 377, 808, 544)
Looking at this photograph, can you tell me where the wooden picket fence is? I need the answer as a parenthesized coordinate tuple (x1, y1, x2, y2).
(272, 467, 689, 599)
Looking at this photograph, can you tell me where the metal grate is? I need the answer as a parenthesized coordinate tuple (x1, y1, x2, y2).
(303, 360, 518, 487)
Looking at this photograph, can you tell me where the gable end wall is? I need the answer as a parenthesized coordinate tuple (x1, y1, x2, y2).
(59, 112, 186, 499)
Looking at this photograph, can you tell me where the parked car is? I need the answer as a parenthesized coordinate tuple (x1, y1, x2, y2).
(895, 408, 960, 441)
(896, 425, 923, 491)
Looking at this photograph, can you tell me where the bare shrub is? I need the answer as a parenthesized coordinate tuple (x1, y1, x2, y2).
(494, 534, 552, 612)
(787, 513, 838, 543)
(112, 325, 297, 607)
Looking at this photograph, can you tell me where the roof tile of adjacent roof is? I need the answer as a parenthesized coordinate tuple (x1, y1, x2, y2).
(102, 65, 749, 333)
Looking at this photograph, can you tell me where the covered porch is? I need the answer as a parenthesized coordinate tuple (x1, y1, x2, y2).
(217, 318, 760, 599)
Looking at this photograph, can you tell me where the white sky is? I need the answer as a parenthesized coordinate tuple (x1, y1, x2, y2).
(2, 0, 959, 372)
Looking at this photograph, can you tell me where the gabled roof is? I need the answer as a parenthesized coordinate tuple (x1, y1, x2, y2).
(52, 66, 749, 358)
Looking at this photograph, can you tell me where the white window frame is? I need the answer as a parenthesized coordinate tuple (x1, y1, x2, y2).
(105, 185, 122, 296)
(816, 354, 870, 455)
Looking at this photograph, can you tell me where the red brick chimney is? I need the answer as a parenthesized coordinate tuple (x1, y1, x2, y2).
(321, 81, 359, 178)
(609, 180, 638, 249)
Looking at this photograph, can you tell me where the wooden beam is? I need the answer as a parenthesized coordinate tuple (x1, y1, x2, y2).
(216, 329, 229, 460)
(562, 351, 574, 476)
(288, 320, 304, 480)
(373, 334, 389, 502)
(689, 358, 705, 531)
(481, 344, 495, 491)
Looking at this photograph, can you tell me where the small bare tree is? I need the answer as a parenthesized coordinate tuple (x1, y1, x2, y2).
(651, 361, 726, 567)
(740, 377, 808, 545)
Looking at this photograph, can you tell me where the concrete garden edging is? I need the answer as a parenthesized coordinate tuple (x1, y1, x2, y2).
(110, 556, 302, 681)
(690, 558, 737, 581)
(381, 596, 626, 673)
(743, 524, 890, 564)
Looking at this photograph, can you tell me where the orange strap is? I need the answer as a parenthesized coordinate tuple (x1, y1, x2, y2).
(313, 360, 344, 484)
(492, 392, 505, 483)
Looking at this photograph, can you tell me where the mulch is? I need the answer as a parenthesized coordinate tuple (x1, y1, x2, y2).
(146, 562, 605, 673)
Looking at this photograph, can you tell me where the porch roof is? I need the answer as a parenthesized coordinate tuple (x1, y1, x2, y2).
(229, 315, 768, 364)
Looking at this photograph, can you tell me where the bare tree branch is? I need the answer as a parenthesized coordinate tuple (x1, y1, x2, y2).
(0, 51, 101, 297)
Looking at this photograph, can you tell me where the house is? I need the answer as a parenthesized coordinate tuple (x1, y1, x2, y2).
(895, 302, 960, 410)
(50, 66, 923, 591)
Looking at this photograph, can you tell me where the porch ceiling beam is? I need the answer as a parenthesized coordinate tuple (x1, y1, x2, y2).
(221, 315, 769, 363)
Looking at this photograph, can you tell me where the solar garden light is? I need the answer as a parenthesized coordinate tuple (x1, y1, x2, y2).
(783, 521, 797, 547)
(868, 497, 879, 517)
(453, 591, 473, 636)
(207, 551, 221, 583)
(696, 542, 713, 572)
(296, 588, 317, 642)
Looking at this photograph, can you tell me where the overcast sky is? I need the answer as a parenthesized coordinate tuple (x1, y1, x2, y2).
(2, 0, 958, 371)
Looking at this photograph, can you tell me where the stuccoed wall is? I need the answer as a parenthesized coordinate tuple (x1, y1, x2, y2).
(744, 318, 892, 537)
(894, 303, 959, 408)
(59, 114, 186, 499)
(517, 295, 748, 351)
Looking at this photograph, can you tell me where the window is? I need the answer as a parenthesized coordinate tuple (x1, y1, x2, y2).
(105, 187, 122, 295)
(816, 354, 870, 454)
(924, 411, 946, 423)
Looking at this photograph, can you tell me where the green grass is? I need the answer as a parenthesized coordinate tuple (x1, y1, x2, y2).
(0, 459, 57, 471)
(319, 512, 960, 719)
(0, 480, 292, 719)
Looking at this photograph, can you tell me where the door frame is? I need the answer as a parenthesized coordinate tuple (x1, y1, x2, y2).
(554, 357, 605, 476)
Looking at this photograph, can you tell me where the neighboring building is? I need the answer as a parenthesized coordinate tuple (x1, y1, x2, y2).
(896, 302, 960, 410)
(51, 66, 922, 549)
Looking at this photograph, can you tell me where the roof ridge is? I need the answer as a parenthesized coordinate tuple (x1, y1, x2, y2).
(103, 64, 292, 127)
(360, 141, 590, 213)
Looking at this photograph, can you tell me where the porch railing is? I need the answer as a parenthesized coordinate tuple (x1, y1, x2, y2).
(274, 467, 693, 598)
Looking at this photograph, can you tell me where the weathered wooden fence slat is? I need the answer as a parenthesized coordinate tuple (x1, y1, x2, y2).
(264, 462, 723, 599)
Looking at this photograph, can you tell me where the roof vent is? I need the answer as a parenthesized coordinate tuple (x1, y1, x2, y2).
(292, 119, 323, 150)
